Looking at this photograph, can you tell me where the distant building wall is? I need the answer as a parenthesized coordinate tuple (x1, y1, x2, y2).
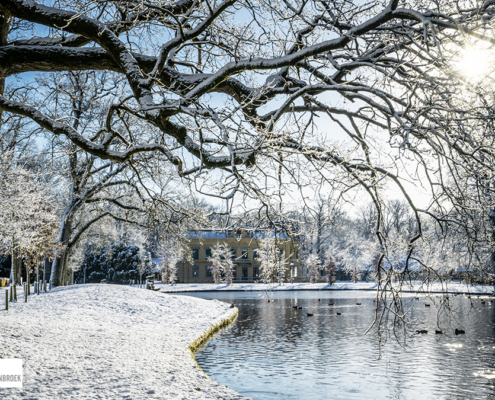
(176, 228, 300, 283)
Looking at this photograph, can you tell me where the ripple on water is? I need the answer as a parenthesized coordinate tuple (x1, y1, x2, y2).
(182, 290, 495, 400)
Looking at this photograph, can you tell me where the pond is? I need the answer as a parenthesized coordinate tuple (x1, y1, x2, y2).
(179, 290, 495, 400)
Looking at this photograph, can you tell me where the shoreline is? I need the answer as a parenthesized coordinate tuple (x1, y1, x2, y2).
(156, 281, 495, 295)
(0, 284, 247, 399)
(188, 307, 239, 374)
(189, 308, 239, 354)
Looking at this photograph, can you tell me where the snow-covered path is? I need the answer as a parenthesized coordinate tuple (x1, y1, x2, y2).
(0, 284, 245, 399)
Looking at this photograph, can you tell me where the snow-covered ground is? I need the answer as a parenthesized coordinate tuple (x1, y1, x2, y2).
(0, 284, 245, 399)
(157, 280, 495, 295)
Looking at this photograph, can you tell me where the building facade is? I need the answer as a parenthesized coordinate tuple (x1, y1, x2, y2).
(176, 228, 300, 283)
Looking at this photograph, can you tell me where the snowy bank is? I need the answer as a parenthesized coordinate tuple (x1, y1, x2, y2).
(157, 281, 495, 295)
(0, 284, 245, 399)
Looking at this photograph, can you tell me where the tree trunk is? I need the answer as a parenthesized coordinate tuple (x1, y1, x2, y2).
(43, 258, 48, 287)
(44, 258, 51, 282)
(50, 217, 72, 286)
(15, 256, 22, 286)
(51, 248, 70, 287)
(9, 240, 14, 286)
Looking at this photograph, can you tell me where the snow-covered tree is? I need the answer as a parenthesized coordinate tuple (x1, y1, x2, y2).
(66, 244, 85, 283)
(325, 256, 337, 285)
(207, 242, 231, 284)
(257, 239, 281, 284)
(333, 230, 378, 283)
(162, 258, 178, 285)
(205, 242, 235, 285)
(222, 254, 235, 286)
(156, 235, 180, 285)
(0, 155, 61, 284)
(0, 70, 202, 287)
(305, 254, 321, 284)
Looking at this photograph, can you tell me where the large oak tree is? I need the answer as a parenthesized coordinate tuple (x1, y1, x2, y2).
(2, 0, 495, 306)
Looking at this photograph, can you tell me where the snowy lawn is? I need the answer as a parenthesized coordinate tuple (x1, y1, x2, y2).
(0, 284, 245, 399)
(157, 281, 495, 295)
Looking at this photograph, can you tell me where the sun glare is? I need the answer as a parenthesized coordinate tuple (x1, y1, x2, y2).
(456, 45, 492, 81)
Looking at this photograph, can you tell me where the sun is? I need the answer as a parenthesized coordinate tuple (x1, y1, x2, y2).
(456, 45, 492, 81)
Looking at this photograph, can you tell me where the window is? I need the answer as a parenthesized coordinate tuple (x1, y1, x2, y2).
(192, 265, 199, 277)
(279, 247, 284, 259)
(192, 247, 199, 260)
(320, 269, 325, 277)
(241, 247, 248, 259)
(230, 247, 237, 260)
(205, 265, 212, 277)
(253, 265, 260, 278)
(242, 265, 248, 280)
(232, 266, 237, 279)
(253, 247, 259, 259)
(205, 247, 212, 259)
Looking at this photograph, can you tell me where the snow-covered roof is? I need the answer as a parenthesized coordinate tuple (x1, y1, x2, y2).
(184, 229, 292, 240)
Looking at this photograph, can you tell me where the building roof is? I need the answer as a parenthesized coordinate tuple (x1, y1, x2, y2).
(184, 229, 293, 240)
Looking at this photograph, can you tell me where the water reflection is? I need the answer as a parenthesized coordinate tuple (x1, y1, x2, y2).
(179, 291, 495, 400)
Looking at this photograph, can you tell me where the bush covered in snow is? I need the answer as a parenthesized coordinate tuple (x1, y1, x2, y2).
(74, 242, 153, 284)
(207, 242, 234, 285)
(257, 239, 284, 284)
